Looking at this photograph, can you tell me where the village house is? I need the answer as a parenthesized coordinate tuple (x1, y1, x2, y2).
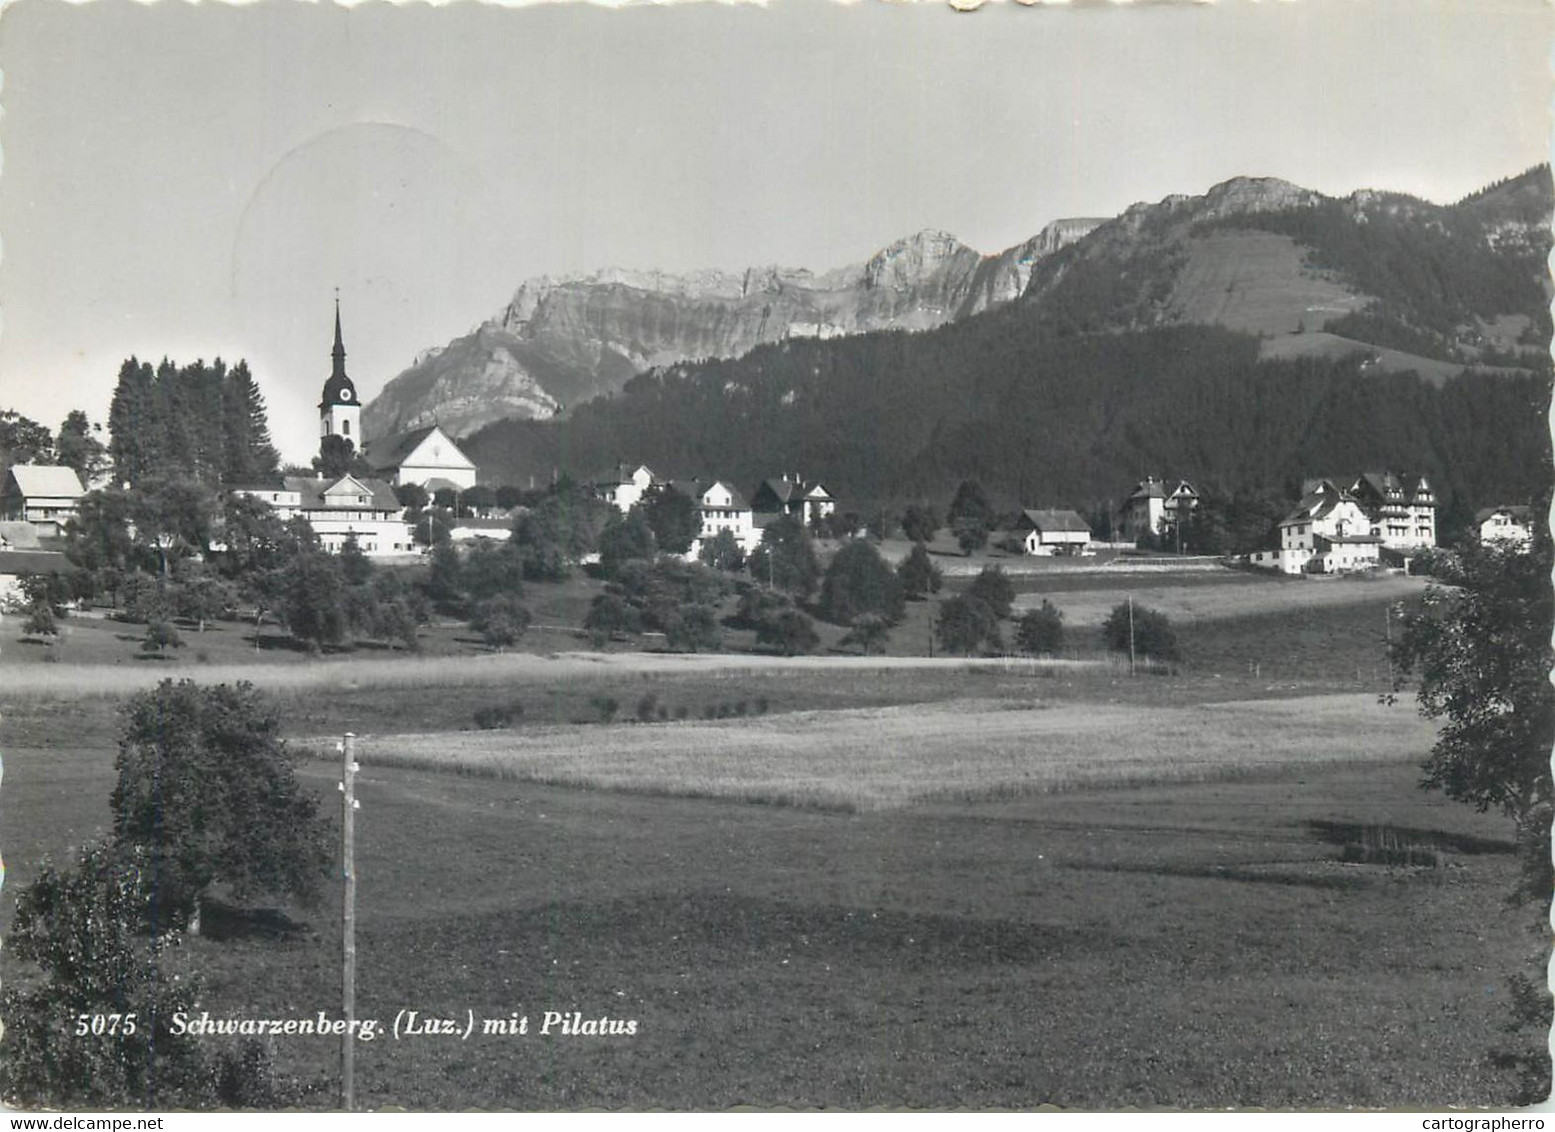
(750, 475, 837, 529)
(589, 464, 662, 514)
(665, 478, 760, 557)
(1249, 479, 1382, 575)
(0, 548, 72, 611)
(0, 464, 86, 536)
(1345, 472, 1436, 551)
(1116, 477, 1199, 543)
(1009, 509, 1093, 556)
(1477, 505, 1534, 548)
(231, 475, 415, 556)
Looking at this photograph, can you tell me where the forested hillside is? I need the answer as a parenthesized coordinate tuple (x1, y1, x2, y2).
(466, 314, 1550, 526)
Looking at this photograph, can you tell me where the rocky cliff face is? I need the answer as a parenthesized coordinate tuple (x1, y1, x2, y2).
(362, 220, 1103, 439)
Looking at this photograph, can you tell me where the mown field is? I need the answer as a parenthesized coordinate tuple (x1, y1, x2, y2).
(0, 570, 1539, 1110)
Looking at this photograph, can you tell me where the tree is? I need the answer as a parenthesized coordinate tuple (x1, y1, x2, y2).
(946, 481, 995, 556)
(1015, 600, 1065, 655)
(839, 612, 892, 655)
(1103, 601, 1180, 662)
(461, 540, 526, 602)
(0, 408, 54, 470)
(584, 592, 642, 647)
(20, 600, 58, 643)
(897, 541, 944, 600)
(338, 533, 374, 587)
(900, 503, 941, 544)
(818, 539, 905, 626)
(425, 539, 464, 609)
(749, 514, 819, 597)
(141, 618, 185, 655)
(662, 602, 722, 653)
(598, 510, 658, 579)
(1390, 537, 1552, 823)
(110, 680, 332, 932)
(935, 594, 1002, 656)
(967, 565, 1015, 620)
(394, 482, 430, 512)
(638, 485, 701, 555)
(283, 550, 350, 650)
(312, 434, 372, 481)
(469, 595, 531, 650)
(54, 410, 109, 485)
(219, 361, 281, 486)
(756, 607, 819, 656)
(698, 528, 745, 572)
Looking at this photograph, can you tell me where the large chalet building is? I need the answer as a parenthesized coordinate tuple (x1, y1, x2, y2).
(1249, 471, 1437, 575)
(1117, 477, 1199, 543)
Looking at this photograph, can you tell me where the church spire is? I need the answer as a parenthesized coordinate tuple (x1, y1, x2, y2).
(332, 290, 347, 379)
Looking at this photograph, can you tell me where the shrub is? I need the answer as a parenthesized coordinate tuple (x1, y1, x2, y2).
(584, 592, 642, 647)
(590, 695, 620, 723)
(1103, 601, 1181, 662)
(21, 600, 58, 642)
(142, 618, 185, 655)
(474, 704, 515, 730)
(697, 529, 745, 572)
(1015, 600, 1065, 656)
(636, 693, 659, 723)
(663, 603, 722, 653)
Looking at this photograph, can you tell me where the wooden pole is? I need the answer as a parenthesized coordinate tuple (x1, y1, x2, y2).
(1128, 594, 1136, 677)
(342, 733, 358, 1112)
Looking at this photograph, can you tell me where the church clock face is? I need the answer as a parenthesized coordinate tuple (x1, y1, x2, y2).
(340, 388, 353, 401)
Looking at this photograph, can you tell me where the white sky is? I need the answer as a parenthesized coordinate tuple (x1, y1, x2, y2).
(0, 0, 1549, 463)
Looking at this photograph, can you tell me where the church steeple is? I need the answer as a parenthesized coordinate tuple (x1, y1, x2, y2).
(319, 293, 361, 446)
(332, 295, 347, 379)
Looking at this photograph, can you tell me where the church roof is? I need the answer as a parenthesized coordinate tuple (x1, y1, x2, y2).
(319, 301, 359, 409)
(364, 424, 475, 472)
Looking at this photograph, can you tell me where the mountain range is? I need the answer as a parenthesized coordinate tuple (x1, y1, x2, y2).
(449, 166, 1552, 522)
(361, 219, 1105, 439)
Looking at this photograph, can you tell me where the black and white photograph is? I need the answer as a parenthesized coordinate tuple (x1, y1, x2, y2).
(0, 0, 1551, 1113)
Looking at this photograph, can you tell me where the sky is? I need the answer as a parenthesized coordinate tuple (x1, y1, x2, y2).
(0, 0, 1549, 464)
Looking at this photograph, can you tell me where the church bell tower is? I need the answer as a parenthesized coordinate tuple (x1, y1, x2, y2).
(319, 296, 361, 447)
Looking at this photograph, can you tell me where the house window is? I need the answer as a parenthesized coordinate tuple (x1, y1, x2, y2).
(343, 420, 351, 437)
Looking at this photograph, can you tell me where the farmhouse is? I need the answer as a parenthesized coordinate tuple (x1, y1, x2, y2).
(1477, 505, 1534, 548)
(232, 475, 414, 556)
(750, 475, 836, 528)
(1117, 477, 1198, 543)
(0, 464, 86, 536)
(1010, 509, 1092, 556)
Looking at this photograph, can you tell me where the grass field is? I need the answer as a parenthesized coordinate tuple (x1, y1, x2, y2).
(0, 574, 1539, 1110)
(319, 693, 1440, 812)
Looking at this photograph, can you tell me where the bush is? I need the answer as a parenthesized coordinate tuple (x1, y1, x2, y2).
(1102, 600, 1181, 662)
(21, 600, 58, 642)
(142, 618, 185, 655)
(474, 702, 523, 730)
(590, 696, 620, 723)
(1015, 600, 1065, 655)
(697, 528, 745, 572)
(584, 592, 642, 647)
(636, 693, 659, 723)
(663, 603, 722, 653)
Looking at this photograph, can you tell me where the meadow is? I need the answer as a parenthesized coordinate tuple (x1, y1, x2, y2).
(0, 566, 1536, 1110)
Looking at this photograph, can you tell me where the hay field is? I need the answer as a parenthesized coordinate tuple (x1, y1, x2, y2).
(328, 692, 1438, 811)
(1014, 572, 1428, 627)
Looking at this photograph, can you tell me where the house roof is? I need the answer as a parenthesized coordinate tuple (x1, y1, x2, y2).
(589, 463, 660, 487)
(1018, 509, 1091, 534)
(666, 478, 749, 511)
(1315, 533, 1383, 546)
(0, 549, 74, 576)
(1126, 478, 1166, 501)
(1477, 505, 1534, 523)
(281, 475, 402, 513)
(5, 464, 85, 498)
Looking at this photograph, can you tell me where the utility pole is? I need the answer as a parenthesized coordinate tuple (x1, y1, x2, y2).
(340, 733, 359, 1112)
(1128, 594, 1136, 676)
